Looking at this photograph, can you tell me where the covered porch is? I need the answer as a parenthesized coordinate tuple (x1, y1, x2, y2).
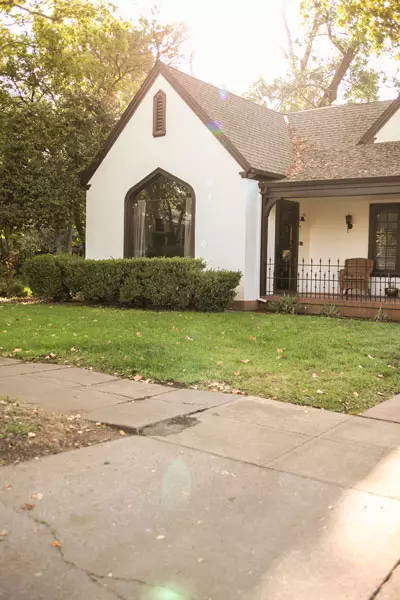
(259, 177, 400, 319)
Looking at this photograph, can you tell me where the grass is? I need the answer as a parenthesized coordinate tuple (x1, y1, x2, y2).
(1, 303, 400, 413)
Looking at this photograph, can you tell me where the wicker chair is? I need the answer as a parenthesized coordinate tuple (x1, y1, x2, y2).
(339, 258, 374, 296)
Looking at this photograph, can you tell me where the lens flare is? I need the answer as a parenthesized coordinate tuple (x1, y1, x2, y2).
(218, 87, 228, 101)
(161, 458, 192, 509)
(207, 120, 224, 136)
(140, 584, 188, 600)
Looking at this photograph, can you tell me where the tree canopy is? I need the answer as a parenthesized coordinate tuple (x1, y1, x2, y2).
(0, 0, 185, 269)
(246, 0, 399, 112)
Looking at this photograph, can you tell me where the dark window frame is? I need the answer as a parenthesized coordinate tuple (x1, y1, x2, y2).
(124, 167, 195, 259)
(369, 203, 400, 276)
(153, 90, 166, 137)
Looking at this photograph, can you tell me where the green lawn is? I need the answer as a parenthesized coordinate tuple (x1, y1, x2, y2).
(1, 303, 400, 413)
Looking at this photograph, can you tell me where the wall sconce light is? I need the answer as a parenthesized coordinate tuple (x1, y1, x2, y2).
(345, 214, 353, 231)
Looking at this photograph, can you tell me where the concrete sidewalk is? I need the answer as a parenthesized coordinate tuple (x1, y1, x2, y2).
(2, 357, 400, 599)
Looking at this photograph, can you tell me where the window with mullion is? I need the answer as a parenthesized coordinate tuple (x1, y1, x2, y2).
(369, 203, 400, 275)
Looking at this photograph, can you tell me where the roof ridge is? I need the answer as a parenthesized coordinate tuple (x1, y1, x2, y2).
(286, 99, 393, 115)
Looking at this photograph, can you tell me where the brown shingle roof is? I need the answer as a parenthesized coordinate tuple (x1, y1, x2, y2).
(285, 101, 400, 181)
(165, 65, 292, 176)
(82, 62, 400, 184)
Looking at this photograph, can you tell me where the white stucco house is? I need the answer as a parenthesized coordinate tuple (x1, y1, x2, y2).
(83, 61, 400, 317)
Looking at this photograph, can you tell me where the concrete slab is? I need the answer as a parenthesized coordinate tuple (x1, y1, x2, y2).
(86, 397, 204, 430)
(152, 411, 310, 465)
(0, 504, 116, 600)
(270, 437, 400, 498)
(36, 366, 117, 386)
(0, 374, 79, 400)
(154, 388, 236, 408)
(2, 436, 400, 600)
(324, 416, 400, 449)
(210, 396, 350, 436)
(363, 394, 400, 423)
(0, 357, 20, 366)
(0, 375, 125, 414)
(375, 566, 400, 599)
(93, 378, 173, 399)
(0, 362, 68, 378)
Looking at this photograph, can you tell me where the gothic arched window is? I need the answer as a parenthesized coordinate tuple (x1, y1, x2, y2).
(125, 170, 195, 258)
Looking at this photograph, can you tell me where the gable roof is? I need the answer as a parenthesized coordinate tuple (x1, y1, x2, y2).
(82, 61, 292, 184)
(82, 61, 400, 185)
(359, 96, 400, 144)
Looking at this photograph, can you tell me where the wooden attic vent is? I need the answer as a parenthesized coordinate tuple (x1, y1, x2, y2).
(153, 90, 166, 137)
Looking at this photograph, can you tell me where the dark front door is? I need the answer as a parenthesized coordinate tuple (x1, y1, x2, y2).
(274, 200, 299, 293)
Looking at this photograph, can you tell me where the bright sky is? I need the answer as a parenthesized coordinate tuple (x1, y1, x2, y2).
(117, 0, 397, 99)
(117, 0, 300, 94)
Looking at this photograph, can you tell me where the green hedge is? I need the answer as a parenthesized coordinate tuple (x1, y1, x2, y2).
(23, 255, 240, 311)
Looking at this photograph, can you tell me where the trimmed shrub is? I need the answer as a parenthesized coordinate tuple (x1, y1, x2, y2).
(191, 270, 241, 311)
(22, 255, 240, 311)
(119, 258, 205, 309)
(0, 276, 27, 298)
(23, 254, 65, 299)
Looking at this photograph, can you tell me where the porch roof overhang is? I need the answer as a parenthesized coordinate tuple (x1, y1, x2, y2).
(259, 175, 400, 203)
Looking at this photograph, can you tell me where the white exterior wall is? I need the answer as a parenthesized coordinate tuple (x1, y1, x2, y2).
(296, 196, 400, 263)
(86, 73, 262, 301)
(375, 108, 400, 142)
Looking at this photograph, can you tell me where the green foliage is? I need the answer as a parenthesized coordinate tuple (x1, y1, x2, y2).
(331, 0, 400, 56)
(0, 276, 27, 298)
(0, 0, 185, 270)
(269, 295, 300, 315)
(22, 256, 238, 311)
(320, 303, 342, 318)
(23, 254, 65, 299)
(374, 307, 390, 322)
(246, 0, 387, 111)
(191, 270, 241, 312)
(119, 258, 205, 309)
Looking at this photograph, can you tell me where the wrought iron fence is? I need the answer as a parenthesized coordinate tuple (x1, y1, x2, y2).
(265, 258, 400, 303)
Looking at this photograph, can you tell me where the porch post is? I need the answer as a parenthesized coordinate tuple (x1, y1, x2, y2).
(259, 181, 280, 296)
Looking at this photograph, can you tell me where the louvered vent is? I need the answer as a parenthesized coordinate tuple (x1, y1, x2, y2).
(153, 90, 166, 137)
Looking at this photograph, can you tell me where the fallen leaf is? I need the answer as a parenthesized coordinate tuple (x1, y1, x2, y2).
(249, 336, 257, 342)
(353, 392, 359, 397)
(377, 374, 384, 378)
(367, 355, 375, 360)
(316, 389, 324, 394)
(21, 503, 35, 511)
(311, 373, 318, 379)
(216, 361, 224, 366)
(276, 348, 284, 353)
(0, 530, 8, 537)
(240, 359, 250, 364)
(31, 492, 43, 501)
(133, 374, 143, 381)
(51, 540, 62, 548)
(27, 432, 36, 438)
(136, 331, 142, 337)
(12, 348, 22, 353)
(185, 336, 193, 341)
(234, 370, 241, 376)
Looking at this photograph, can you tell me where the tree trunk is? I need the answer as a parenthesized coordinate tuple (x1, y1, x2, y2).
(318, 43, 359, 106)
